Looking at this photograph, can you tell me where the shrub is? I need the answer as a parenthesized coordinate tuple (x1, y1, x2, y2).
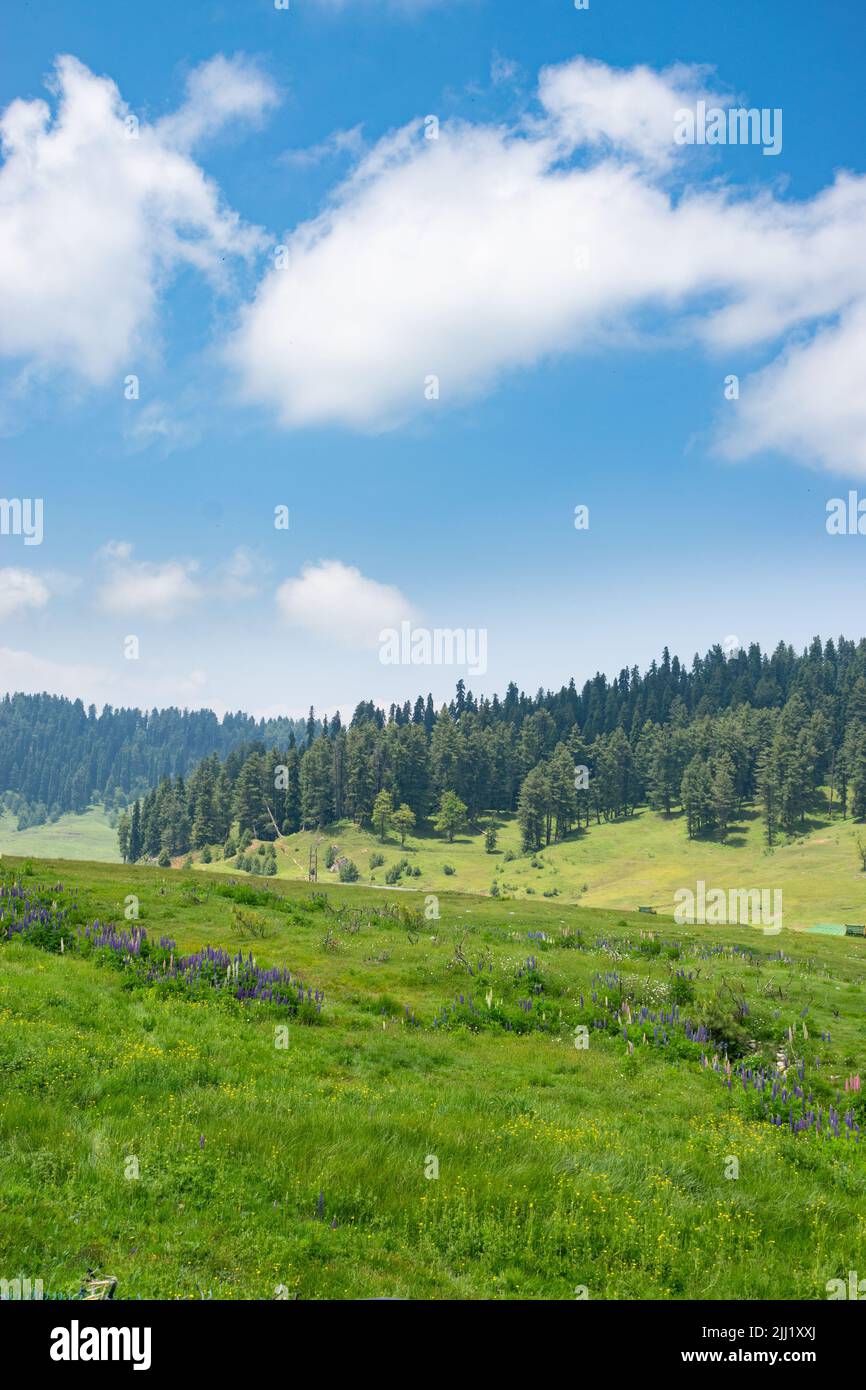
(385, 862, 402, 885)
(200, 845, 212, 864)
(223, 837, 237, 859)
(369, 852, 385, 869)
(339, 860, 360, 883)
(442, 864, 456, 876)
(158, 849, 171, 867)
(669, 973, 695, 1005)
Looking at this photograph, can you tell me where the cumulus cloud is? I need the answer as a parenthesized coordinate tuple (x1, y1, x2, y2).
(226, 56, 866, 472)
(155, 54, 278, 151)
(275, 559, 416, 648)
(716, 302, 866, 473)
(0, 568, 50, 618)
(0, 54, 271, 383)
(95, 543, 202, 620)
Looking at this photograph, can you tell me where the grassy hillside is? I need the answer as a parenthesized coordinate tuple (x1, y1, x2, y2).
(190, 806, 866, 929)
(1, 856, 864, 1299)
(8, 796, 866, 929)
(0, 806, 120, 863)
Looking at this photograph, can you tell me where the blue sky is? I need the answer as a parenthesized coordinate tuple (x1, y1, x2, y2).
(2, 0, 865, 718)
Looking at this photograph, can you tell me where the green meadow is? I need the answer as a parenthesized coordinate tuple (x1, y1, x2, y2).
(0, 808, 121, 864)
(190, 805, 866, 929)
(8, 798, 866, 930)
(1, 856, 864, 1300)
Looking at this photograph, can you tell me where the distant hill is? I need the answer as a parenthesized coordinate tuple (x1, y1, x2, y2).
(0, 692, 311, 828)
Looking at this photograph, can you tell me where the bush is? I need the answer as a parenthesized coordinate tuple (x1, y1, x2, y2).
(442, 864, 456, 876)
(325, 845, 339, 869)
(369, 852, 385, 869)
(158, 849, 171, 868)
(223, 837, 236, 859)
(698, 999, 751, 1057)
(669, 973, 695, 1005)
(339, 859, 360, 883)
(201, 845, 212, 863)
(385, 857, 412, 885)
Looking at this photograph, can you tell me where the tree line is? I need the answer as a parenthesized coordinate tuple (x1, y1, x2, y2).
(0, 692, 310, 829)
(115, 636, 866, 863)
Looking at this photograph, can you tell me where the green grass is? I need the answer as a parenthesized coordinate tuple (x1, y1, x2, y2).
(14, 796, 866, 929)
(194, 804, 866, 928)
(0, 806, 120, 863)
(1, 855, 865, 1300)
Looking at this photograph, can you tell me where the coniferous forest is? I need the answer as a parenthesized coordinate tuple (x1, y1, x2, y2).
(0, 695, 308, 829)
(104, 636, 866, 867)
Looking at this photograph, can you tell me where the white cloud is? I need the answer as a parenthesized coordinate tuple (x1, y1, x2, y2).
(0, 645, 114, 698)
(280, 124, 364, 170)
(216, 546, 262, 600)
(0, 644, 213, 709)
(716, 302, 866, 473)
(95, 545, 202, 620)
(155, 54, 278, 151)
(275, 559, 416, 648)
(227, 56, 866, 473)
(0, 54, 271, 383)
(491, 54, 520, 88)
(97, 540, 133, 562)
(537, 58, 728, 170)
(123, 400, 203, 454)
(0, 568, 50, 618)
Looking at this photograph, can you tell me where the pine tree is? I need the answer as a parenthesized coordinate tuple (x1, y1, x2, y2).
(371, 789, 393, 841)
(392, 803, 416, 845)
(434, 790, 468, 843)
(517, 765, 549, 850)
